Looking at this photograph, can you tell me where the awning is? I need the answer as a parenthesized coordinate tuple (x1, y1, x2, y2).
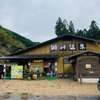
(0, 54, 60, 60)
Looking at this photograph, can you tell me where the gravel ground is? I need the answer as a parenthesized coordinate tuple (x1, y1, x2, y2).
(0, 79, 99, 96)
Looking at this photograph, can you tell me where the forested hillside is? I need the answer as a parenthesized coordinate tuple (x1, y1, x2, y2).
(0, 26, 39, 56)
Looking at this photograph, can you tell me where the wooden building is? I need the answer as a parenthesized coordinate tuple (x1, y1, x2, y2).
(0, 34, 100, 82)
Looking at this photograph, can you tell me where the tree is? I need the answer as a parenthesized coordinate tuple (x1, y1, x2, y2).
(83, 28, 87, 36)
(76, 29, 84, 37)
(55, 17, 64, 36)
(87, 20, 100, 40)
(55, 18, 100, 40)
(55, 17, 68, 37)
(62, 19, 69, 34)
(76, 28, 87, 37)
(68, 21, 75, 34)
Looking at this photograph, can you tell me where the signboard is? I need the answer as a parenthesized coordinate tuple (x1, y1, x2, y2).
(60, 44, 67, 51)
(33, 60, 43, 63)
(50, 44, 57, 51)
(89, 71, 94, 73)
(50, 43, 86, 51)
(78, 43, 86, 50)
(68, 44, 76, 51)
(11, 65, 23, 78)
(86, 64, 91, 68)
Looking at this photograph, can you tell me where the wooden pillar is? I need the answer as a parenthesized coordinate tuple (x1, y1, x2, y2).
(75, 65, 78, 80)
(80, 74, 82, 84)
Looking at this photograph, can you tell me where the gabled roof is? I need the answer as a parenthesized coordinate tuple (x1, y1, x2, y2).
(10, 34, 96, 55)
(68, 50, 100, 60)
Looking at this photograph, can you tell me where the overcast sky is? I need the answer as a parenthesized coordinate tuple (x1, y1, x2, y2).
(0, 0, 100, 42)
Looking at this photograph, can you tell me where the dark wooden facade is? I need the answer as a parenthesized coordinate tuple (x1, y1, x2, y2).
(68, 51, 100, 81)
(77, 56, 100, 78)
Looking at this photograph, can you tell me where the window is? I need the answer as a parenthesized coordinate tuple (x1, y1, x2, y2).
(64, 58, 69, 64)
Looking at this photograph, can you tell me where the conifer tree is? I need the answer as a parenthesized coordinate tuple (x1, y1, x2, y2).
(87, 20, 100, 40)
(55, 17, 69, 37)
(68, 21, 75, 34)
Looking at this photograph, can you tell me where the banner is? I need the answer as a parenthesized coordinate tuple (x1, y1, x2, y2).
(11, 65, 23, 78)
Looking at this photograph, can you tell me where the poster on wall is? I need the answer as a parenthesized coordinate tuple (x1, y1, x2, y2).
(44, 61, 51, 68)
(11, 65, 23, 78)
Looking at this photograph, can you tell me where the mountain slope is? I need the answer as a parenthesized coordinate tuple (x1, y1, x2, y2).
(0, 26, 39, 56)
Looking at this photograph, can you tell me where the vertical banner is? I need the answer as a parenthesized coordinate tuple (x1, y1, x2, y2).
(11, 65, 23, 78)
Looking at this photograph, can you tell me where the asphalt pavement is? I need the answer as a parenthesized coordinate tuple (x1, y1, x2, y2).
(0, 94, 100, 100)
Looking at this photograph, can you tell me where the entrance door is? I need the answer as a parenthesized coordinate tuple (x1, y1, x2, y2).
(44, 61, 54, 76)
